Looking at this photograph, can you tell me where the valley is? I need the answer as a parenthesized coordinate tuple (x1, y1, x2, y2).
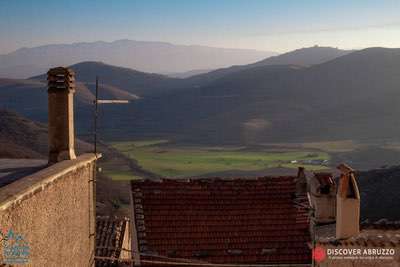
(3, 46, 400, 176)
(109, 140, 329, 178)
(98, 138, 400, 180)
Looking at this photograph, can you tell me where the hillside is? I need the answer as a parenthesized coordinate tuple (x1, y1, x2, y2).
(0, 109, 47, 158)
(184, 46, 352, 86)
(358, 166, 400, 221)
(251, 45, 352, 67)
(166, 69, 212, 79)
(0, 40, 275, 78)
(0, 109, 92, 158)
(31, 61, 186, 97)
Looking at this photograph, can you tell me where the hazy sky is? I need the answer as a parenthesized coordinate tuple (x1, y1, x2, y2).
(1, 0, 400, 54)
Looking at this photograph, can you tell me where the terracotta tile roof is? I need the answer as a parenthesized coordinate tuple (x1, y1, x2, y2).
(95, 216, 130, 267)
(131, 177, 311, 265)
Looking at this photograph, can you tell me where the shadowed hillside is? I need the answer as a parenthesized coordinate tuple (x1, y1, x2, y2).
(0, 109, 92, 158)
(184, 46, 352, 86)
(0, 109, 47, 158)
(358, 166, 400, 221)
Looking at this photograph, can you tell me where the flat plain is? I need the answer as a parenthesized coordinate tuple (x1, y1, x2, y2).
(109, 140, 330, 178)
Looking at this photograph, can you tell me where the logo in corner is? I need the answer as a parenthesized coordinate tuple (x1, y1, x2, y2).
(313, 246, 327, 263)
(1, 229, 30, 264)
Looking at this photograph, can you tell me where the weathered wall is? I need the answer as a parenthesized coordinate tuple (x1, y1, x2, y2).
(0, 154, 97, 267)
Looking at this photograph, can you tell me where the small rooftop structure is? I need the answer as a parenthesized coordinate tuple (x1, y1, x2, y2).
(130, 176, 312, 266)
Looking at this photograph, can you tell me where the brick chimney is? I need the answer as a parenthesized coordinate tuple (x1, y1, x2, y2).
(47, 67, 76, 164)
(336, 163, 360, 239)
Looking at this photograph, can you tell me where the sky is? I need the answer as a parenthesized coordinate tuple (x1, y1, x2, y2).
(1, 0, 400, 54)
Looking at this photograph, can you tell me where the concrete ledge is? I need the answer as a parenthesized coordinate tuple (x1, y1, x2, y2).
(0, 153, 101, 211)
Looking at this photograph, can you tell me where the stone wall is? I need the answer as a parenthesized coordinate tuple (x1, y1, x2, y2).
(0, 154, 97, 267)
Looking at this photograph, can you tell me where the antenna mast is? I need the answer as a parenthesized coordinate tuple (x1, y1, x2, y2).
(94, 76, 98, 154)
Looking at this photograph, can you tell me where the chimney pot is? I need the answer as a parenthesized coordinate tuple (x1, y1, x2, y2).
(47, 67, 76, 164)
(336, 164, 360, 239)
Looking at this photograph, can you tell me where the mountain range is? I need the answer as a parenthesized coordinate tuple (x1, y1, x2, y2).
(102, 46, 400, 145)
(0, 40, 276, 79)
(3, 45, 400, 147)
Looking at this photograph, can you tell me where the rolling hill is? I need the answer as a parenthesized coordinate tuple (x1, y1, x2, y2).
(31, 61, 185, 97)
(184, 46, 352, 86)
(0, 40, 275, 79)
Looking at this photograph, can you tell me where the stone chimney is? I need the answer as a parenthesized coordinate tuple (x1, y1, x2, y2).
(336, 163, 360, 239)
(308, 172, 336, 224)
(47, 67, 76, 164)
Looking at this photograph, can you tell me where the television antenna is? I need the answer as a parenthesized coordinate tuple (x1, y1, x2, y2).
(91, 75, 131, 266)
(93, 76, 130, 154)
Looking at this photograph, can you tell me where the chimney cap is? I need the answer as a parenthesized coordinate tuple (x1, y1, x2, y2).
(47, 67, 76, 92)
(47, 67, 75, 76)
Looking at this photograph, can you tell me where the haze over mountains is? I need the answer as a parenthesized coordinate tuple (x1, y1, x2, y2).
(0, 40, 276, 79)
(3, 45, 400, 149)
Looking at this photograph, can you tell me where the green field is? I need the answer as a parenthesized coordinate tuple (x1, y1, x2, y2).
(103, 170, 143, 181)
(110, 140, 330, 178)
